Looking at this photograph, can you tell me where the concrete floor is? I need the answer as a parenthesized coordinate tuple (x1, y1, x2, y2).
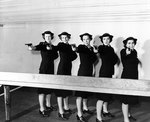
(0, 87, 150, 122)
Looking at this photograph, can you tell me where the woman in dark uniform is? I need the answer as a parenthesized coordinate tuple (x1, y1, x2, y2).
(55, 32, 77, 120)
(27, 31, 58, 117)
(95, 33, 119, 122)
(120, 37, 141, 122)
(75, 33, 97, 122)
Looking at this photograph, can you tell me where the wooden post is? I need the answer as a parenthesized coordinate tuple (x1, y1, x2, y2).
(4, 85, 11, 121)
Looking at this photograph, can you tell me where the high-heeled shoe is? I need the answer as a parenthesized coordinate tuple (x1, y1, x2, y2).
(129, 115, 136, 121)
(83, 109, 93, 114)
(102, 112, 115, 117)
(58, 113, 68, 120)
(76, 115, 87, 122)
(39, 110, 49, 117)
(46, 106, 57, 111)
(96, 118, 105, 122)
(64, 109, 73, 114)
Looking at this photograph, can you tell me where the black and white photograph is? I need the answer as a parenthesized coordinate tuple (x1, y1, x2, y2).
(0, 0, 150, 122)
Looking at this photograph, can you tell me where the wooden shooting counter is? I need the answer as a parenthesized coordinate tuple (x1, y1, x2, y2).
(0, 72, 150, 121)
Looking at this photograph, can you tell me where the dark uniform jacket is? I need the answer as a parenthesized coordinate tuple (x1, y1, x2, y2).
(98, 45, 118, 77)
(77, 45, 97, 76)
(57, 42, 77, 75)
(120, 49, 139, 79)
(35, 42, 58, 74)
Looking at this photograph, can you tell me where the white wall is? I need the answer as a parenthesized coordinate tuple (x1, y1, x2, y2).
(0, 22, 150, 79)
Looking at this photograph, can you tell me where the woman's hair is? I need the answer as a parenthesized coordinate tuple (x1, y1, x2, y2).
(123, 37, 137, 48)
(42, 31, 54, 40)
(58, 32, 71, 39)
(79, 33, 93, 41)
(99, 33, 113, 43)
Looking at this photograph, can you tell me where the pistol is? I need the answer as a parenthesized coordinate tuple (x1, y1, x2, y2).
(44, 43, 51, 47)
(25, 43, 32, 46)
(127, 47, 131, 51)
(71, 44, 76, 48)
(93, 45, 98, 50)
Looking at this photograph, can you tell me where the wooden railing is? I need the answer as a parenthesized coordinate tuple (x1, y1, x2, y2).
(0, 72, 150, 121)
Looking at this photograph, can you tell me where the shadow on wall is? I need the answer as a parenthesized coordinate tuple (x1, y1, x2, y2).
(93, 35, 102, 77)
(141, 39, 150, 80)
(114, 37, 124, 78)
(93, 35, 102, 46)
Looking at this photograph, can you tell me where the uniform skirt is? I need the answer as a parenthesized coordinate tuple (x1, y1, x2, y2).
(55, 89, 73, 98)
(75, 75, 93, 98)
(95, 74, 113, 102)
(120, 73, 139, 105)
(75, 91, 93, 99)
(37, 69, 55, 95)
(120, 95, 139, 105)
(55, 65, 73, 97)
